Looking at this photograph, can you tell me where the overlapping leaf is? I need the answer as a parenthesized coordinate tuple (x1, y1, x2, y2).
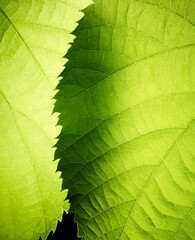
(0, 0, 91, 239)
(55, 0, 195, 239)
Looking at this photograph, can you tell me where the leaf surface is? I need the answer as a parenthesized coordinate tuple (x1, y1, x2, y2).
(0, 0, 91, 239)
(55, 0, 195, 239)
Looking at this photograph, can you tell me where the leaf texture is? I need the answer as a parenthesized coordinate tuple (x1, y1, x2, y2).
(55, 0, 195, 239)
(0, 0, 91, 239)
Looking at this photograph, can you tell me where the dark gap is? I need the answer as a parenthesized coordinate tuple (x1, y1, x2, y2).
(40, 212, 81, 240)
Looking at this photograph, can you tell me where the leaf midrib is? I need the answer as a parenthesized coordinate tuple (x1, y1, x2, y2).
(170, 205, 194, 239)
(0, 8, 54, 87)
(61, 44, 194, 101)
(119, 118, 195, 240)
(59, 92, 194, 158)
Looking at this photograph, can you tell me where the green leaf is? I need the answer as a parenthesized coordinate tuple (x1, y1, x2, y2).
(0, 0, 91, 239)
(55, 0, 195, 239)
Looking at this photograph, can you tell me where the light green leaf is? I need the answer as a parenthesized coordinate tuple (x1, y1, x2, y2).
(55, 0, 195, 239)
(0, 0, 91, 239)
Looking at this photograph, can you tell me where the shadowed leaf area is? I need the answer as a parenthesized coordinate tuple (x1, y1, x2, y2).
(54, 0, 195, 239)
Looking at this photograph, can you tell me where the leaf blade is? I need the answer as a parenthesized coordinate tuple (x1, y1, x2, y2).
(0, 0, 91, 239)
(55, 0, 195, 239)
